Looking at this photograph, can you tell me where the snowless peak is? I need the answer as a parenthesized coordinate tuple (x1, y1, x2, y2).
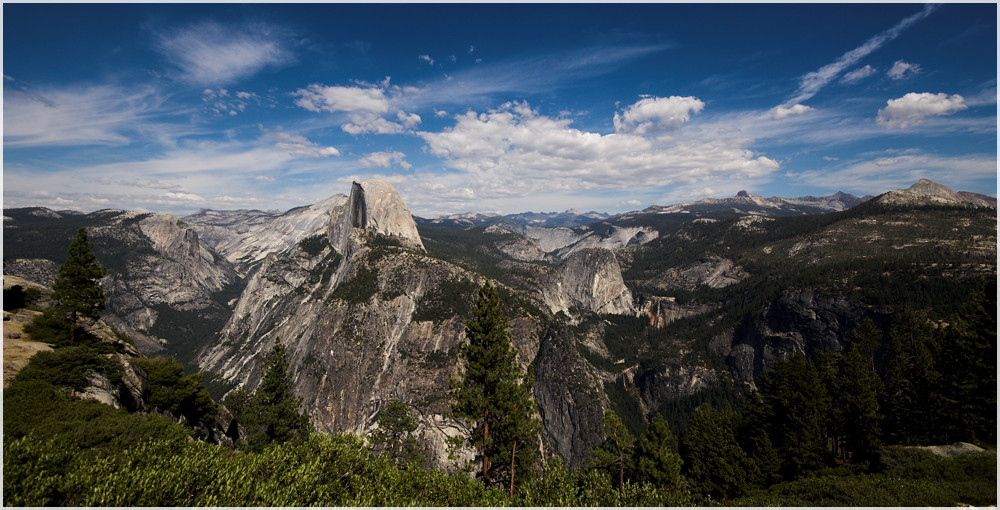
(329, 179, 425, 253)
(877, 178, 968, 206)
(907, 178, 960, 199)
(736, 190, 752, 198)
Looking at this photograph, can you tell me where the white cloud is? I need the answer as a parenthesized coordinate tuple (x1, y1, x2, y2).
(876, 92, 967, 128)
(841, 65, 877, 84)
(342, 113, 416, 135)
(254, 175, 276, 182)
(3, 83, 167, 147)
(887, 60, 921, 80)
(155, 20, 292, 86)
(164, 191, 205, 201)
(293, 80, 423, 136)
(783, 4, 936, 106)
(419, 101, 778, 199)
(791, 150, 996, 194)
(359, 151, 411, 169)
(269, 131, 341, 157)
(613, 95, 705, 134)
(418, 54, 435, 66)
(293, 83, 390, 113)
(769, 103, 814, 120)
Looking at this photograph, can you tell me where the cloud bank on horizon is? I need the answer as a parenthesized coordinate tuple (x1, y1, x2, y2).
(3, 4, 996, 217)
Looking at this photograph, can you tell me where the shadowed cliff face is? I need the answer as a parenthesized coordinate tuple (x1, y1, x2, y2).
(725, 290, 881, 387)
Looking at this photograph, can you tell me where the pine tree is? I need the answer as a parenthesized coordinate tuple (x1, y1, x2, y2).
(239, 342, 312, 451)
(634, 414, 683, 492)
(49, 228, 106, 343)
(370, 399, 425, 468)
(590, 409, 636, 487)
(835, 346, 882, 464)
(680, 403, 748, 502)
(884, 310, 940, 444)
(756, 353, 830, 478)
(451, 281, 539, 495)
(936, 289, 996, 444)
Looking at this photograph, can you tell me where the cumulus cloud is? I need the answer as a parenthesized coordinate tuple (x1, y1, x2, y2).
(293, 83, 391, 113)
(154, 20, 292, 86)
(769, 103, 814, 120)
(420, 100, 778, 198)
(876, 92, 967, 128)
(783, 4, 936, 106)
(887, 60, 921, 80)
(359, 151, 411, 169)
(841, 65, 877, 84)
(613, 95, 705, 134)
(418, 54, 435, 66)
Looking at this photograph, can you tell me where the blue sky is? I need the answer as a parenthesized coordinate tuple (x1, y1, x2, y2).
(3, 3, 996, 217)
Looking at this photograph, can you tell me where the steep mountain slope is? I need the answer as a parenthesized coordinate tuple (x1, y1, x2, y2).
(183, 195, 347, 275)
(3, 209, 242, 365)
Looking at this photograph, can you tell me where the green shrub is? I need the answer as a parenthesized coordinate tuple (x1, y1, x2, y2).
(134, 356, 218, 424)
(12, 345, 116, 390)
(298, 234, 329, 256)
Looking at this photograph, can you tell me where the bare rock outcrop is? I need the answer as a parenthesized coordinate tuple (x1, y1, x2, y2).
(876, 178, 992, 208)
(542, 249, 634, 317)
(185, 195, 346, 275)
(329, 180, 425, 254)
(651, 255, 748, 291)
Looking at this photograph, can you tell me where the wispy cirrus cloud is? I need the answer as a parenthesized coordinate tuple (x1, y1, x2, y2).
(840, 65, 877, 84)
(154, 20, 294, 86)
(398, 43, 673, 110)
(789, 150, 996, 194)
(782, 4, 937, 106)
(3, 81, 170, 147)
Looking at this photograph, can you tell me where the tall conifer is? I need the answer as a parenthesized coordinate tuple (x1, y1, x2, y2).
(50, 228, 106, 343)
(451, 281, 539, 495)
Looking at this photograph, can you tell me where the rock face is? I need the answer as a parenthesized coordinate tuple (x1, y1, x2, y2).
(199, 180, 545, 468)
(184, 196, 346, 275)
(650, 255, 748, 291)
(542, 249, 634, 317)
(329, 180, 425, 254)
(532, 325, 608, 467)
(2, 208, 242, 363)
(725, 290, 876, 386)
(98, 213, 241, 359)
(637, 295, 714, 328)
(2, 259, 59, 288)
